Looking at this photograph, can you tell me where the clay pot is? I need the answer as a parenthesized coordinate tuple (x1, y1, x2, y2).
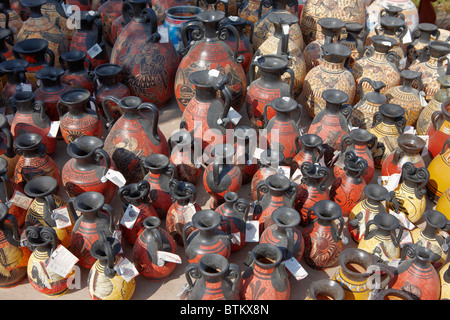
(250, 148, 284, 201)
(87, 233, 136, 300)
(301, 200, 345, 269)
(216, 191, 250, 252)
(25, 226, 72, 297)
(240, 243, 289, 300)
(0, 2, 23, 38)
(203, 143, 242, 209)
(0, 158, 25, 227)
(67, 191, 117, 269)
(428, 100, 450, 159)
(373, 14, 408, 62)
(381, 133, 426, 177)
(174, 10, 246, 112)
(166, 179, 200, 246)
(98, 0, 124, 47)
(436, 188, 450, 219)
(0, 114, 18, 179)
(41, 0, 75, 43)
(291, 133, 324, 173)
(102, 96, 169, 183)
(111, 4, 179, 108)
(118, 180, 158, 245)
(184, 253, 240, 300)
(183, 209, 232, 264)
(306, 279, 345, 300)
(407, 22, 440, 65)
(0, 13, 14, 62)
(140, 153, 176, 220)
(57, 88, 103, 144)
(12, 133, 60, 191)
(427, 137, 450, 201)
(62, 135, 116, 203)
(294, 161, 329, 227)
(132, 216, 177, 281)
(12, 38, 55, 87)
(34, 66, 71, 122)
(339, 22, 366, 70)
(59, 50, 95, 94)
(23, 176, 71, 248)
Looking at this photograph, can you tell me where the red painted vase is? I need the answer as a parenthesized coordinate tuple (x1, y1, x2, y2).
(98, 0, 123, 47)
(250, 148, 284, 201)
(59, 50, 95, 94)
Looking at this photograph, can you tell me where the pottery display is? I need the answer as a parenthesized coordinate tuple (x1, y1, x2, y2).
(41, 0, 75, 43)
(291, 133, 324, 173)
(339, 22, 366, 70)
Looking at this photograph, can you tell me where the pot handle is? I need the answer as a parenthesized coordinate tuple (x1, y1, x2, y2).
(0, 124, 14, 159)
(0, 170, 12, 204)
(431, 110, 444, 131)
(340, 133, 353, 154)
(257, 0, 273, 19)
(147, 227, 164, 265)
(44, 48, 55, 67)
(212, 160, 222, 187)
(255, 180, 268, 202)
(317, 165, 329, 193)
(214, 0, 229, 16)
(391, 224, 403, 248)
(99, 231, 117, 278)
(334, 215, 345, 242)
(138, 102, 161, 142)
(33, 100, 46, 121)
(43, 194, 58, 226)
(286, 181, 298, 206)
(182, 221, 194, 248)
(227, 262, 241, 294)
(94, 148, 111, 178)
(248, 57, 257, 84)
(392, 148, 405, 166)
(370, 262, 395, 291)
(363, 219, 377, 240)
(66, 196, 80, 224)
(181, 20, 205, 56)
(285, 226, 295, 260)
(216, 79, 233, 128)
(184, 263, 200, 291)
(233, 198, 250, 221)
(5, 213, 20, 246)
(439, 138, 450, 155)
(219, 24, 244, 64)
(282, 66, 295, 97)
(142, 8, 160, 44)
(102, 96, 121, 129)
(294, 136, 301, 153)
(89, 97, 101, 120)
(100, 203, 115, 233)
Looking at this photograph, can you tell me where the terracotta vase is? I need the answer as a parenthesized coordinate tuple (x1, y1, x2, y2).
(255, 12, 305, 97)
(221, 15, 254, 73)
(306, 279, 345, 300)
(352, 35, 401, 103)
(174, 10, 246, 112)
(339, 22, 366, 70)
(184, 253, 240, 300)
(332, 247, 394, 300)
(93, 63, 131, 121)
(246, 54, 294, 129)
(12, 133, 60, 191)
(407, 22, 440, 64)
(373, 14, 408, 63)
(366, 0, 419, 35)
(252, 0, 302, 52)
(351, 78, 388, 130)
(98, 0, 123, 47)
(112, 4, 178, 109)
(427, 137, 450, 201)
(0, 114, 18, 179)
(381, 133, 426, 177)
(166, 179, 200, 246)
(410, 210, 450, 269)
(118, 180, 158, 245)
(41, 0, 75, 43)
(16, 0, 68, 69)
(168, 130, 202, 184)
(307, 88, 352, 166)
(102, 96, 169, 183)
(34, 66, 71, 122)
(87, 233, 136, 300)
(25, 226, 72, 297)
(291, 133, 324, 173)
(233, 125, 258, 184)
(416, 75, 450, 136)
(302, 200, 345, 269)
(390, 162, 429, 224)
(302, 17, 345, 73)
(334, 129, 377, 184)
(0, 1, 23, 39)
(0, 203, 29, 287)
(348, 183, 398, 243)
(385, 70, 423, 126)
(216, 191, 250, 252)
(250, 148, 284, 201)
(203, 143, 242, 209)
(294, 161, 329, 227)
(260, 206, 304, 262)
(57, 88, 103, 144)
(388, 243, 441, 300)
(12, 38, 55, 87)
(140, 153, 176, 220)
(330, 151, 368, 216)
(59, 50, 95, 94)
(67, 191, 117, 269)
(180, 70, 233, 150)
(299, 0, 365, 45)
(240, 243, 289, 300)
(254, 173, 297, 233)
(62, 135, 116, 203)
(428, 100, 450, 159)
(368, 103, 406, 168)
(23, 176, 71, 248)
(409, 41, 450, 101)
(357, 212, 403, 263)
(183, 209, 231, 264)
(132, 216, 177, 281)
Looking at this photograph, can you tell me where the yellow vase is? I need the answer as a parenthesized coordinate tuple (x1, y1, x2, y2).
(428, 138, 450, 203)
(439, 263, 450, 300)
(436, 188, 450, 218)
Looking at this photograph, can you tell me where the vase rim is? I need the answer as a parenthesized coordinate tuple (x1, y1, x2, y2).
(73, 191, 105, 213)
(67, 135, 104, 159)
(13, 38, 49, 55)
(24, 176, 58, 198)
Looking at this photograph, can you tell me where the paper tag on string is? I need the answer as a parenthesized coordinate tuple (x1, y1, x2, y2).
(284, 257, 308, 280)
(114, 256, 139, 282)
(52, 206, 72, 229)
(10, 190, 33, 210)
(245, 220, 259, 242)
(229, 15, 238, 21)
(47, 121, 60, 138)
(282, 24, 290, 35)
(19, 83, 32, 92)
(87, 44, 102, 59)
(157, 25, 169, 43)
(101, 169, 126, 187)
(226, 107, 242, 125)
(418, 135, 429, 157)
(389, 209, 415, 230)
(120, 204, 140, 229)
(178, 283, 190, 300)
(419, 91, 427, 107)
(208, 69, 220, 77)
(45, 244, 79, 278)
(157, 251, 182, 264)
(112, 230, 123, 254)
(291, 168, 303, 184)
(404, 126, 416, 135)
(183, 203, 198, 223)
(402, 30, 412, 44)
(278, 166, 290, 179)
(230, 232, 241, 245)
(379, 174, 401, 192)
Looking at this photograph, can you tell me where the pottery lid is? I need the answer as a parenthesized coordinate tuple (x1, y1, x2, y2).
(24, 176, 58, 198)
(13, 38, 49, 54)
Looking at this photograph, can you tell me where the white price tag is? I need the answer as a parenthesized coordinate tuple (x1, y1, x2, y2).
(284, 257, 308, 280)
(231, 232, 241, 245)
(10, 190, 33, 209)
(47, 121, 60, 138)
(226, 107, 242, 125)
(253, 148, 264, 160)
(399, 230, 413, 247)
(404, 126, 416, 134)
(112, 230, 123, 254)
(120, 204, 140, 229)
(52, 206, 72, 229)
(45, 244, 79, 278)
(381, 41, 392, 47)
(114, 257, 139, 282)
(389, 209, 415, 230)
(229, 15, 238, 21)
(278, 166, 291, 179)
(101, 169, 126, 187)
(419, 91, 427, 108)
(291, 168, 303, 184)
(282, 24, 290, 35)
(208, 69, 220, 77)
(157, 251, 182, 264)
(245, 221, 259, 242)
(158, 25, 169, 43)
(379, 174, 401, 192)
(87, 44, 102, 59)
(183, 203, 198, 223)
(418, 135, 429, 157)
(19, 83, 32, 92)
(402, 30, 412, 44)
(388, 258, 401, 268)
